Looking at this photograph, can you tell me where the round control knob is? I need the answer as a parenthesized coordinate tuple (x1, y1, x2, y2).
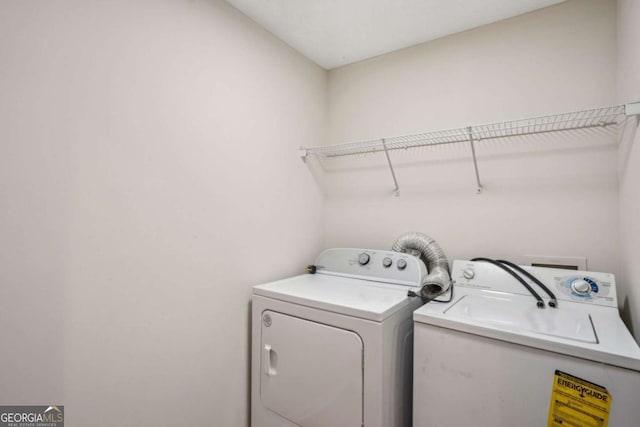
(358, 253, 370, 266)
(463, 269, 475, 280)
(571, 279, 592, 295)
(382, 257, 392, 268)
(397, 259, 407, 270)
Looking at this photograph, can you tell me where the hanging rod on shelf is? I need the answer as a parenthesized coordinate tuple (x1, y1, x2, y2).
(300, 102, 640, 194)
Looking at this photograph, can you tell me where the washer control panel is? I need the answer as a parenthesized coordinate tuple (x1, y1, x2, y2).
(452, 260, 617, 308)
(555, 274, 613, 305)
(313, 248, 427, 287)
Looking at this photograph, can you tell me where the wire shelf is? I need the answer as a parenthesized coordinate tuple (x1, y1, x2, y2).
(303, 104, 628, 159)
(300, 103, 638, 195)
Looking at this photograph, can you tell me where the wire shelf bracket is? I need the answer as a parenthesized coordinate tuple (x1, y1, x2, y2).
(467, 126, 483, 194)
(300, 102, 640, 194)
(381, 139, 400, 197)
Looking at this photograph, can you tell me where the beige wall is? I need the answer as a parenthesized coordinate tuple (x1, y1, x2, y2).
(1, 0, 638, 425)
(617, 0, 640, 338)
(322, 0, 620, 275)
(0, 0, 325, 425)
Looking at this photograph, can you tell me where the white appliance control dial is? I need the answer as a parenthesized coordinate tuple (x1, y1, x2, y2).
(382, 257, 393, 268)
(397, 259, 407, 270)
(462, 269, 475, 280)
(571, 279, 592, 295)
(358, 253, 370, 266)
(552, 274, 614, 304)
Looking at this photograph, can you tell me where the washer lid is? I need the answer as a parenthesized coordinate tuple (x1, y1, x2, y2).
(253, 273, 417, 322)
(443, 294, 598, 343)
(413, 293, 640, 371)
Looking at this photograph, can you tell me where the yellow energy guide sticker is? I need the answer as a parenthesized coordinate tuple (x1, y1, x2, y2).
(548, 370, 611, 427)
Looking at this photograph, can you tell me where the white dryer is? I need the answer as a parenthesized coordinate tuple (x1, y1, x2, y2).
(413, 260, 640, 427)
(251, 248, 426, 427)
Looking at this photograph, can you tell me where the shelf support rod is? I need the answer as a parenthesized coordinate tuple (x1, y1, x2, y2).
(381, 138, 400, 197)
(467, 127, 483, 194)
(299, 147, 309, 162)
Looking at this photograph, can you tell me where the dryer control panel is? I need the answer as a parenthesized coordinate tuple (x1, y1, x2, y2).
(452, 260, 617, 308)
(313, 248, 427, 287)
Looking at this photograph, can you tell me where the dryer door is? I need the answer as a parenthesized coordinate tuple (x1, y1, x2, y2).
(260, 310, 363, 427)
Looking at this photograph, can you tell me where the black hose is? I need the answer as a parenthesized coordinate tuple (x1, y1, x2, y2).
(471, 257, 545, 308)
(408, 283, 453, 304)
(496, 259, 558, 308)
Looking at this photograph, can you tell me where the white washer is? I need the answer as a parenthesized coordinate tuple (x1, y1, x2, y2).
(413, 260, 640, 427)
(251, 248, 426, 427)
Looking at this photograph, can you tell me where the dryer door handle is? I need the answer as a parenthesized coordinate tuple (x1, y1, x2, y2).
(263, 344, 277, 376)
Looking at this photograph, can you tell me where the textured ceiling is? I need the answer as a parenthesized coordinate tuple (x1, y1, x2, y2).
(226, 0, 566, 69)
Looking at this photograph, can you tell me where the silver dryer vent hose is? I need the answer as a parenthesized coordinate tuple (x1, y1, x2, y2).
(392, 232, 451, 298)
